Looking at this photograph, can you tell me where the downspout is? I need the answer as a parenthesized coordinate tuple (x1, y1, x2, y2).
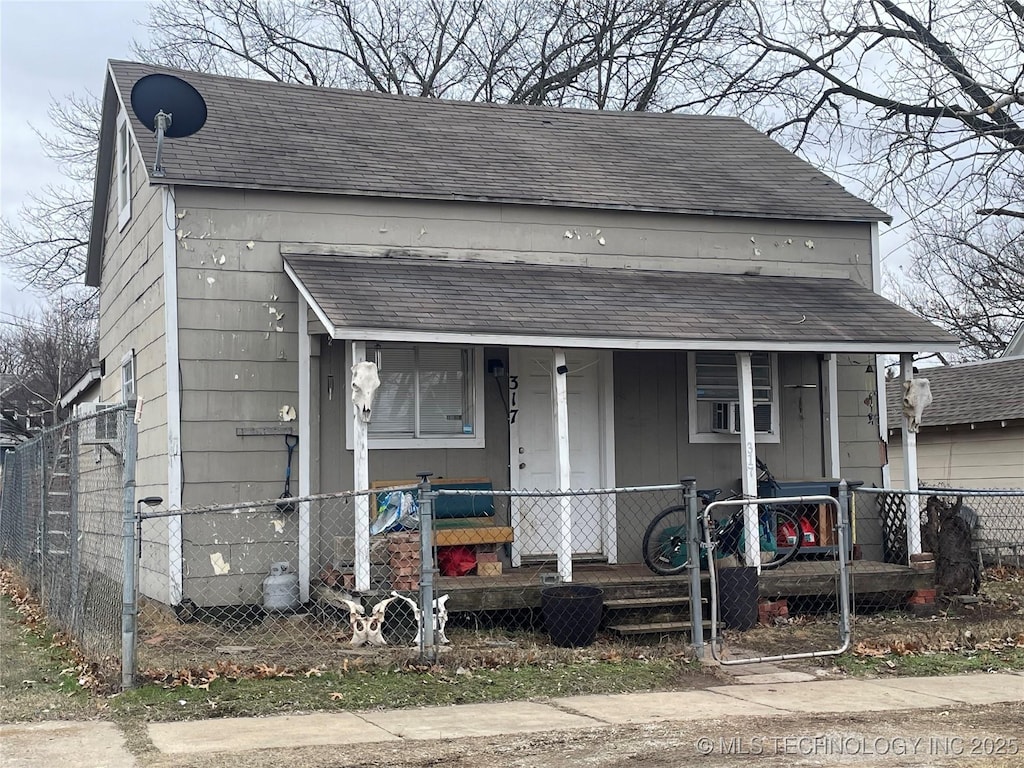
(161, 186, 184, 605)
(298, 295, 311, 602)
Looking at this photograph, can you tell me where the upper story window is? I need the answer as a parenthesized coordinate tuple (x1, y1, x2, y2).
(116, 109, 132, 230)
(121, 349, 136, 403)
(688, 351, 780, 444)
(347, 343, 484, 449)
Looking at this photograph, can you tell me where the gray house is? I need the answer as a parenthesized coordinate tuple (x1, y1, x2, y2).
(86, 60, 956, 608)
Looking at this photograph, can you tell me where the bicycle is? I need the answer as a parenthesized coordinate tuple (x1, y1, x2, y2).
(642, 460, 804, 575)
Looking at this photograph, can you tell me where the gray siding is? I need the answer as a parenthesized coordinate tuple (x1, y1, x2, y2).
(95, 131, 170, 602)
(165, 186, 881, 604)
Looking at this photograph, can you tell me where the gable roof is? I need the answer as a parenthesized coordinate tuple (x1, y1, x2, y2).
(88, 60, 890, 284)
(285, 252, 958, 352)
(886, 356, 1024, 430)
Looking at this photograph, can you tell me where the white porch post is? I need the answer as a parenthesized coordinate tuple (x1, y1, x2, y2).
(352, 341, 371, 591)
(552, 348, 573, 582)
(822, 354, 841, 479)
(297, 296, 311, 602)
(900, 354, 922, 557)
(736, 352, 761, 569)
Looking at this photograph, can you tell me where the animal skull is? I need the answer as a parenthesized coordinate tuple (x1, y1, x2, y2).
(390, 591, 451, 646)
(902, 378, 932, 433)
(351, 360, 381, 423)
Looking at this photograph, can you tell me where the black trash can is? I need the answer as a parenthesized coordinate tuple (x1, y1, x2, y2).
(718, 566, 758, 631)
(540, 585, 604, 647)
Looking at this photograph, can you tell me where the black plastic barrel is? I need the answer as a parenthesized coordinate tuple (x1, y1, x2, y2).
(540, 585, 604, 647)
(718, 566, 758, 631)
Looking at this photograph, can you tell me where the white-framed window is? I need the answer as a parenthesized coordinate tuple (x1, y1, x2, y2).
(116, 109, 132, 230)
(121, 349, 136, 403)
(687, 351, 780, 444)
(346, 343, 485, 450)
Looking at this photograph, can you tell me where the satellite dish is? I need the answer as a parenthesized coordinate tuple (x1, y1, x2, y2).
(130, 73, 208, 177)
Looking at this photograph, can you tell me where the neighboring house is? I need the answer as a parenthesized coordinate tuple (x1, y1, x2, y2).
(59, 361, 103, 413)
(1002, 322, 1024, 358)
(887, 357, 1024, 489)
(86, 60, 956, 608)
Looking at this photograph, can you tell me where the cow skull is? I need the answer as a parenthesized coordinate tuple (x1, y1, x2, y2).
(351, 360, 381, 423)
(902, 378, 932, 433)
(389, 591, 451, 646)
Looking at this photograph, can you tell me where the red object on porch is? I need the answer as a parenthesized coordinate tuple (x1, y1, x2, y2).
(438, 545, 477, 577)
(799, 517, 817, 546)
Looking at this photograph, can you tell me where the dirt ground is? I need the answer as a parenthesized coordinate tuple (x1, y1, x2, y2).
(136, 704, 1024, 768)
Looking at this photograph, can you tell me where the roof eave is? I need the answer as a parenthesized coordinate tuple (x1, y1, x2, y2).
(85, 66, 120, 287)
(153, 176, 892, 224)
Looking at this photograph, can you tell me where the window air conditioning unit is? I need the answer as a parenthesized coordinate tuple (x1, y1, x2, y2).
(712, 402, 773, 434)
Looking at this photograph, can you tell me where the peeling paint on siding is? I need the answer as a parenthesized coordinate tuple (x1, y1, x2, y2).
(210, 552, 230, 575)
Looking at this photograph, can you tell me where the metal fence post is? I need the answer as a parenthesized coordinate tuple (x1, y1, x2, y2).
(121, 402, 139, 690)
(683, 478, 704, 658)
(417, 472, 437, 663)
(836, 480, 853, 651)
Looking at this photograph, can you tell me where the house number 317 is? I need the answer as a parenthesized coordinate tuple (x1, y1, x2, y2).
(508, 375, 518, 424)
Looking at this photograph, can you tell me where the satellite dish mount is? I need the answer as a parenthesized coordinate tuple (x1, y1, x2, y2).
(152, 110, 173, 177)
(130, 74, 208, 179)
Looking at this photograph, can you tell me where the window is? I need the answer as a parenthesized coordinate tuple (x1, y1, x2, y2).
(121, 350, 136, 403)
(348, 344, 484, 449)
(688, 351, 780, 444)
(116, 109, 132, 230)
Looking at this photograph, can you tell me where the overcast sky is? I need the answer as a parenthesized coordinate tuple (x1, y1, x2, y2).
(1, 0, 149, 317)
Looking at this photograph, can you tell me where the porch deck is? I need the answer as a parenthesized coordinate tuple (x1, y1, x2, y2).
(438, 560, 930, 613)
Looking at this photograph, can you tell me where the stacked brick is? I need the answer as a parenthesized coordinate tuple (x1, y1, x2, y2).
(757, 598, 789, 626)
(388, 532, 421, 591)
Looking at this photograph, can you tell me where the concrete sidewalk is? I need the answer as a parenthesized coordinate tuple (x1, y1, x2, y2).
(2, 672, 1021, 765)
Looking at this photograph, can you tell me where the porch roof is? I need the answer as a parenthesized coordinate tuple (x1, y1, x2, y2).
(285, 254, 959, 353)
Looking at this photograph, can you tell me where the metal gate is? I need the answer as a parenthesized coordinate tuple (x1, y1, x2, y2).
(705, 483, 854, 665)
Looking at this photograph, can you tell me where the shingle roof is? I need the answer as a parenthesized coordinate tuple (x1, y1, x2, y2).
(886, 357, 1024, 429)
(108, 60, 889, 223)
(285, 253, 957, 350)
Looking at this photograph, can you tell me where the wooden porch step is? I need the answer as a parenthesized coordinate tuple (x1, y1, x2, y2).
(604, 596, 695, 609)
(607, 620, 711, 636)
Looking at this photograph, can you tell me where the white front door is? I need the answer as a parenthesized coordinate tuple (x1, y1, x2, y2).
(509, 348, 614, 563)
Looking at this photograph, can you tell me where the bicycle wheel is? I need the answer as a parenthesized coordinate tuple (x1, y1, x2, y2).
(759, 506, 803, 570)
(642, 505, 696, 576)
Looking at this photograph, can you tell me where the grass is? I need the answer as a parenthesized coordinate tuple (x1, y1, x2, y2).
(830, 648, 1024, 676)
(0, 594, 106, 721)
(4, 563, 1024, 726)
(110, 656, 697, 721)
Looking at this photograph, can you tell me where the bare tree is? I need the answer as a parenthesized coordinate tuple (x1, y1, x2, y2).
(891, 214, 1024, 361)
(0, 297, 99, 426)
(0, 92, 100, 294)
(137, 0, 755, 110)
(722, 0, 1024, 358)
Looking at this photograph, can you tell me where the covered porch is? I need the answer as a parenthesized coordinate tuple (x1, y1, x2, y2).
(284, 251, 959, 597)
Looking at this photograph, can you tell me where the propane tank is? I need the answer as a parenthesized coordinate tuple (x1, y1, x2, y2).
(263, 561, 300, 612)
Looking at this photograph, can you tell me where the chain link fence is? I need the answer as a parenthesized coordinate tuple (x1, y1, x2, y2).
(0, 406, 129, 679)
(4, 413, 1022, 686)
